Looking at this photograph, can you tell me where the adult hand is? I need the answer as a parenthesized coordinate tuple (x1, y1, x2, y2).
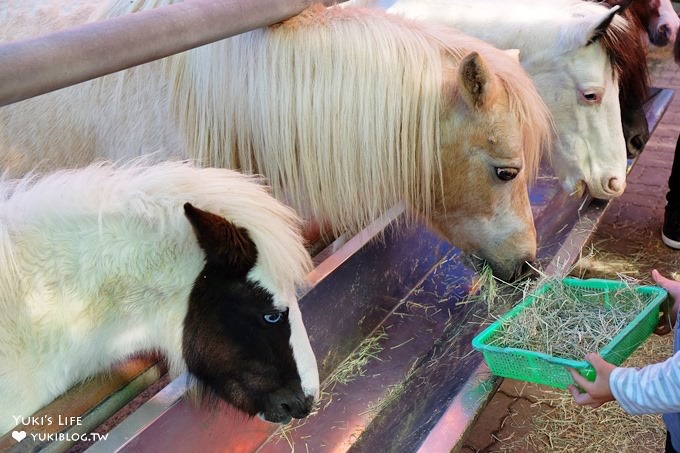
(653, 269, 680, 335)
(567, 352, 616, 408)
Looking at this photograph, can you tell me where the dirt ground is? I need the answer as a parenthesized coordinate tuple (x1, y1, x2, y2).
(459, 36, 680, 453)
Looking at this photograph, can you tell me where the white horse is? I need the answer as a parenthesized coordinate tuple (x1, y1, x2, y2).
(378, 0, 641, 199)
(0, 160, 318, 435)
(0, 1, 552, 280)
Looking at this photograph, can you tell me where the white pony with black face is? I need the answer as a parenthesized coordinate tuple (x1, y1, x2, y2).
(0, 161, 319, 435)
(379, 0, 633, 199)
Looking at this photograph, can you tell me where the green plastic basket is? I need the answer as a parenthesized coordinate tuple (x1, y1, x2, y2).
(471, 277, 668, 389)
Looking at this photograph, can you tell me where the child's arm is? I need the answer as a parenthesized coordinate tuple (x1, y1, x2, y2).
(569, 269, 680, 412)
(609, 351, 680, 414)
(569, 352, 680, 413)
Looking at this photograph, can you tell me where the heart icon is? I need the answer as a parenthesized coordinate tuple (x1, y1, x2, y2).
(11, 430, 26, 442)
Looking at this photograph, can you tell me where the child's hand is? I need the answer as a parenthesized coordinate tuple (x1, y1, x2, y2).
(567, 352, 616, 408)
(653, 269, 680, 335)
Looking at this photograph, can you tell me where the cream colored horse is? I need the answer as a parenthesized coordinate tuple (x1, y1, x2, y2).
(380, 0, 640, 200)
(0, 1, 552, 280)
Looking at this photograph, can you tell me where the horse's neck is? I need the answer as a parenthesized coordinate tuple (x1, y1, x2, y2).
(0, 0, 95, 40)
(388, 0, 579, 65)
(0, 63, 179, 176)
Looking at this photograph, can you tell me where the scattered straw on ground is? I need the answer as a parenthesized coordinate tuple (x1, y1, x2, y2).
(497, 333, 671, 453)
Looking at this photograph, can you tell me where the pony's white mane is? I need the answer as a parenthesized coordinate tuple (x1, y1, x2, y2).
(0, 160, 312, 297)
(90, 2, 550, 236)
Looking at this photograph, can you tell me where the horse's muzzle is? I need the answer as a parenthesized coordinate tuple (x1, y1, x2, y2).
(262, 388, 315, 424)
(465, 254, 536, 282)
(652, 24, 672, 47)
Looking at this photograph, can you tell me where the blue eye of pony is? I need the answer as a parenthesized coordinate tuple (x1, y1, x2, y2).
(263, 311, 286, 324)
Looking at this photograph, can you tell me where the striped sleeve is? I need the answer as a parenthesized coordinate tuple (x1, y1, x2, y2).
(609, 350, 680, 415)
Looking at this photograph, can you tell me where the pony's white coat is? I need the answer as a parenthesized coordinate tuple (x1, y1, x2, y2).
(381, 0, 630, 199)
(0, 161, 317, 434)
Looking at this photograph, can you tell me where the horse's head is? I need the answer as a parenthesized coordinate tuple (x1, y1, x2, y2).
(434, 51, 549, 281)
(620, 96, 650, 158)
(628, 0, 679, 47)
(386, 0, 633, 200)
(181, 203, 318, 424)
(533, 4, 632, 199)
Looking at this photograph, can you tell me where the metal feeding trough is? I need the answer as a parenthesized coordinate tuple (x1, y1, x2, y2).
(69, 88, 671, 452)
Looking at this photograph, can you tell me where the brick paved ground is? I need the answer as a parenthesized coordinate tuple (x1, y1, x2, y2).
(459, 33, 680, 453)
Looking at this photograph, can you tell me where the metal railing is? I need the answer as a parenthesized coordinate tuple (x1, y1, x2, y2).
(0, 0, 344, 106)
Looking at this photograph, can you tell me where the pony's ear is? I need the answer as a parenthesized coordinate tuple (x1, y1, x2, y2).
(586, 4, 620, 45)
(503, 48, 521, 63)
(457, 51, 498, 111)
(184, 203, 258, 276)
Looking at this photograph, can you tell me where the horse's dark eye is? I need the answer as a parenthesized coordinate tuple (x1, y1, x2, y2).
(263, 311, 285, 324)
(495, 167, 519, 181)
(579, 89, 602, 105)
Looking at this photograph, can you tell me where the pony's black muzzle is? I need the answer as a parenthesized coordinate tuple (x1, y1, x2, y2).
(263, 387, 314, 424)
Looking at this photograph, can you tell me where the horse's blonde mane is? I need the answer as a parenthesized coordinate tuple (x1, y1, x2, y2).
(94, 2, 550, 236)
(0, 160, 312, 295)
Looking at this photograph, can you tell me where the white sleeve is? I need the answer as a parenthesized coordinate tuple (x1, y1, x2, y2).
(610, 350, 680, 414)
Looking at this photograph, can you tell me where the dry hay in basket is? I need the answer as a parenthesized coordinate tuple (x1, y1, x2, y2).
(484, 246, 674, 452)
(485, 277, 655, 360)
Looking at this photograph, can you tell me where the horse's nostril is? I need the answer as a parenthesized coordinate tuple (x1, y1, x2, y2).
(660, 24, 671, 39)
(630, 134, 646, 154)
(608, 177, 624, 193)
(654, 25, 671, 46)
(518, 261, 539, 280)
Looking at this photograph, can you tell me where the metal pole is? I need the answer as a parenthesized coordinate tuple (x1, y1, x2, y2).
(0, 0, 345, 107)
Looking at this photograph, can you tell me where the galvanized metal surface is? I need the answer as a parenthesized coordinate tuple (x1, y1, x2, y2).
(84, 90, 673, 452)
(0, 0, 346, 107)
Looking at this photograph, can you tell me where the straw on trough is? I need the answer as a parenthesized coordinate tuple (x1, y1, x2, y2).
(274, 328, 388, 447)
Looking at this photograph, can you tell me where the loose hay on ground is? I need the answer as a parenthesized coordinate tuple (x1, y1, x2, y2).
(498, 333, 671, 452)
